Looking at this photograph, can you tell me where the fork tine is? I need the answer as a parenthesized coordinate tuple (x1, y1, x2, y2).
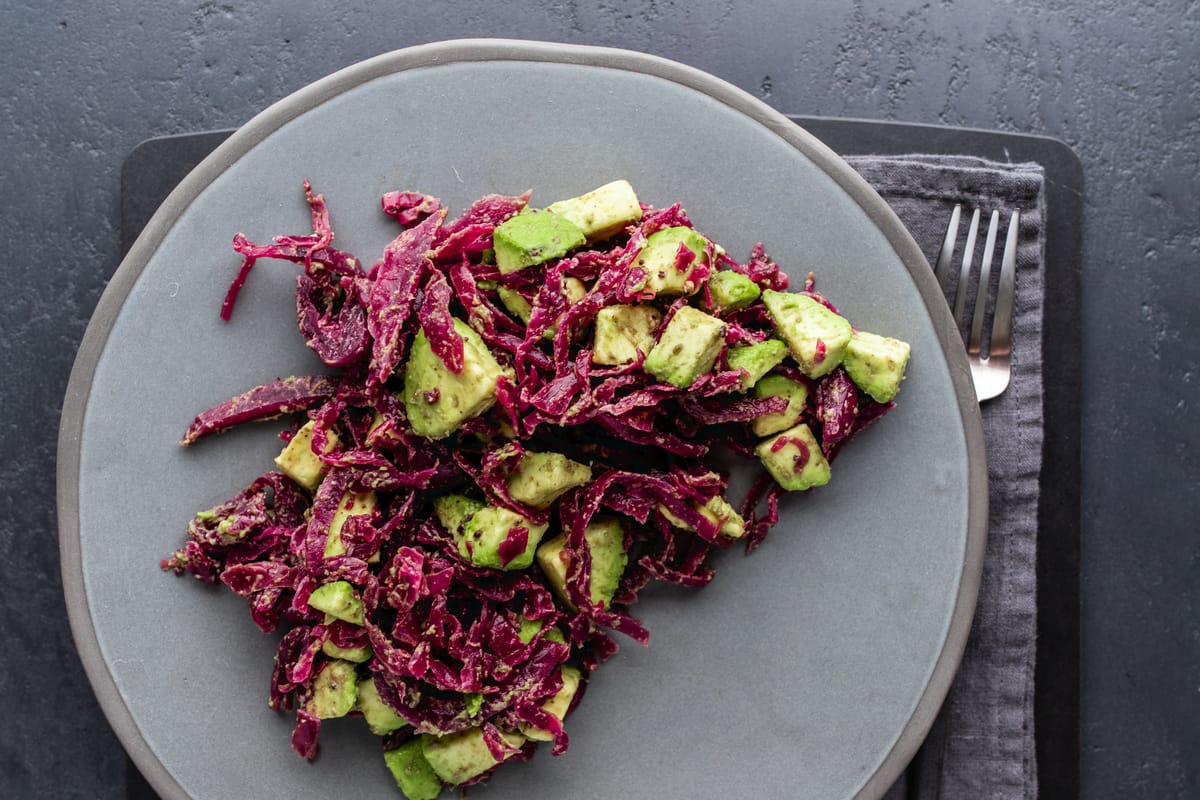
(989, 210, 1020, 358)
(967, 210, 1001, 356)
(952, 208, 982, 326)
(934, 204, 961, 287)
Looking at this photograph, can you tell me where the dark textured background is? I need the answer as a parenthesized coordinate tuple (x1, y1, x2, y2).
(2, 2, 1197, 798)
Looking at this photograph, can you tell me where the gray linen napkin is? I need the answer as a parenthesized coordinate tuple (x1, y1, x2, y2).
(845, 155, 1047, 800)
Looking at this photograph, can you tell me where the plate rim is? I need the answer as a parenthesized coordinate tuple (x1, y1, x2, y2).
(57, 37, 987, 800)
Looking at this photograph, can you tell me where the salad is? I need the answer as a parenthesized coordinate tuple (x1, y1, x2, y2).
(162, 179, 910, 799)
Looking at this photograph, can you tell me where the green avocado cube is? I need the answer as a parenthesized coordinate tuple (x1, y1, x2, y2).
(563, 276, 588, 304)
(358, 676, 409, 736)
(516, 615, 548, 644)
(581, 517, 627, 606)
(305, 659, 358, 719)
(496, 285, 532, 323)
(493, 211, 587, 274)
(463, 692, 485, 718)
(421, 727, 525, 786)
(631, 226, 711, 296)
(659, 494, 746, 539)
(756, 423, 831, 491)
(433, 494, 486, 537)
(591, 304, 662, 366)
(842, 330, 912, 403)
(726, 339, 789, 391)
(704, 270, 761, 312)
(321, 640, 372, 663)
(513, 616, 567, 647)
(273, 420, 338, 492)
(536, 516, 628, 610)
(498, 277, 587, 339)
(324, 489, 376, 558)
(762, 290, 853, 378)
(506, 451, 592, 509)
(403, 319, 505, 440)
(459, 506, 550, 571)
(497, 277, 587, 324)
(535, 539, 569, 607)
(547, 179, 643, 241)
(366, 410, 405, 449)
(643, 306, 727, 388)
(521, 665, 583, 741)
(751, 375, 810, 437)
(383, 739, 441, 800)
(308, 580, 365, 625)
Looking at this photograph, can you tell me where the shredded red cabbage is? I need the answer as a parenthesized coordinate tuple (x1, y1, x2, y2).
(163, 180, 903, 796)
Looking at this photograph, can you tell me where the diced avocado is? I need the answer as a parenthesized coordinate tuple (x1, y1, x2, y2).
(421, 727, 525, 786)
(366, 410, 404, 449)
(756, 423, 831, 491)
(498, 277, 588, 339)
(358, 676, 409, 736)
(562, 276, 588, 305)
(325, 489, 377, 558)
(492, 211, 586, 274)
(495, 416, 517, 440)
(762, 290, 853, 378)
(565, 276, 588, 303)
(536, 516, 628, 610)
(726, 339, 789, 391)
(582, 517, 628, 606)
(521, 665, 583, 741)
(321, 640, 372, 662)
(433, 494, 487, 537)
(516, 615, 547, 644)
(659, 494, 746, 539)
(459, 506, 550, 570)
(305, 659, 358, 719)
(403, 319, 506, 440)
(704, 270, 762, 312)
(751, 375, 810, 437)
(537, 539, 569, 606)
(591, 304, 662, 366)
(546, 179, 643, 241)
(842, 330, 912, 403)
(463, 692, 485, 717)
(631, 226, 711, 296)
(383, 739, 441, 800)
(643, 306, 727, 388)
(704, 495, 746, 538)
(496, 285, 533, 323)
(274, 420, 338, 491)
(506, 451, 592, 509)
(515, 616, 565, 645)
(457, 506, 549, 570)
(308, 580, 365, 625)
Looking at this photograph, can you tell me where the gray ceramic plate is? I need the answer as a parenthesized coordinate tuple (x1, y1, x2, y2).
(59, 39, 985, 800)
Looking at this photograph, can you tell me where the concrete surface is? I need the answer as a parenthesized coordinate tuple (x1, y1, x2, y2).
(1, 1, 1196, 797)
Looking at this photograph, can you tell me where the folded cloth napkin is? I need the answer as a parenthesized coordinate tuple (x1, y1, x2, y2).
(844, 155, 1047, 800)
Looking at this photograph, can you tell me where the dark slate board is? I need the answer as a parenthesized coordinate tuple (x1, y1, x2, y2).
(120, 118, 1083, 800)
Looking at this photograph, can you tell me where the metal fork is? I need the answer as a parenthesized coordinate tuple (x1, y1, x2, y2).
(933, 205, 1020, 402)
